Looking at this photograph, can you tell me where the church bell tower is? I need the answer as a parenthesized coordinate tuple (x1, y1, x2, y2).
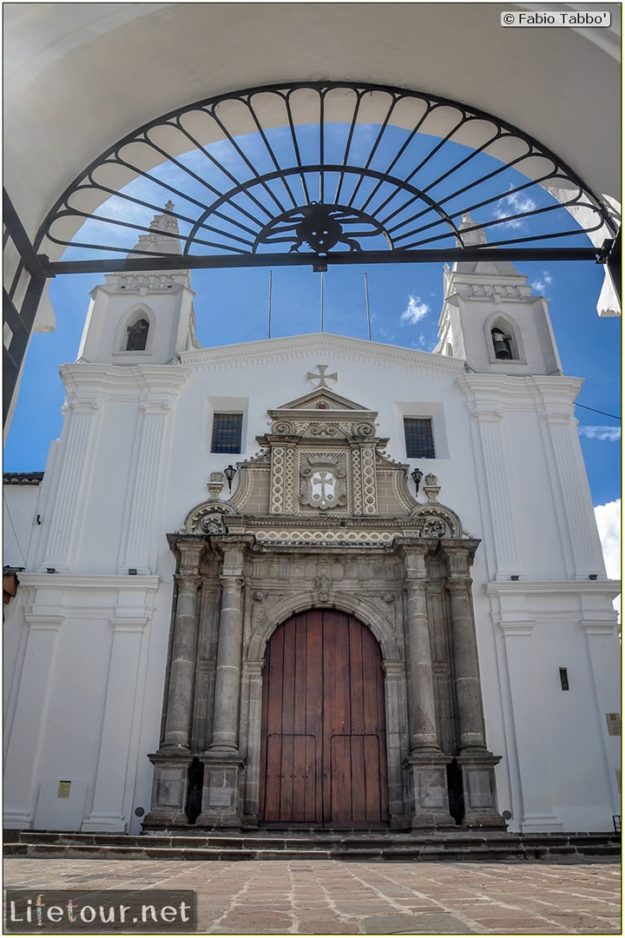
(435, 215, 562, 376)
(76, 203, 199, 365)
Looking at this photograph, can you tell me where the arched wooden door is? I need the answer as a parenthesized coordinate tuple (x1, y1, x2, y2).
(259, 610, 389, 827)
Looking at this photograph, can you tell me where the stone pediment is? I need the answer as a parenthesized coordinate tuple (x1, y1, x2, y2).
(265, 389, 378, 444)
(274, 387, 372, 413)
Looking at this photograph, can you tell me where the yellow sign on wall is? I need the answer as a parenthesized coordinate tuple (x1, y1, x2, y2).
(57, 780, 71, 799)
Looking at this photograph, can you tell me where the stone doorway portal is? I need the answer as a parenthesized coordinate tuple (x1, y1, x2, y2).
(259, 610, 389, 827)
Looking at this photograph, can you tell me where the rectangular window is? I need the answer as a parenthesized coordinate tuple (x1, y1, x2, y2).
(404, 417, 435, 458)
(559, 667, 570, 691)
(211, 412, 243, 453)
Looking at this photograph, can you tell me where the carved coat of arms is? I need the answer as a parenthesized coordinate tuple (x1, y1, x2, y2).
(300, 455, 347, 511)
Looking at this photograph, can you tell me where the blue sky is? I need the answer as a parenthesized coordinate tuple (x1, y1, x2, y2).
(5, 120, 621, 510)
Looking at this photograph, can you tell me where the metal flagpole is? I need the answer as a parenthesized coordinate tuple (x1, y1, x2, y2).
(267, 269, 273, 338)
(364, 272, 372, 340)
(320, 270, 325, 332)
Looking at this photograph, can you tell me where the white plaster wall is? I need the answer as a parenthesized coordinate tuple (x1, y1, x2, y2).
(3, 576, 162, 831)
(503, 411, 577, 581)
(538, 620, 620, 829)
(487, 585, 620, 831)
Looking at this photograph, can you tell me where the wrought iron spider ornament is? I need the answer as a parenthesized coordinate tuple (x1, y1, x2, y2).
(257, 203, 385, 255)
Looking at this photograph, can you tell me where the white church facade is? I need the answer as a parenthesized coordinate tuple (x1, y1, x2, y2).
(3, 211, 620, 836)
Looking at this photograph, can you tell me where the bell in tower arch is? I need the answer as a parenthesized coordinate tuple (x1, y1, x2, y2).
(491, 328, 512, 360)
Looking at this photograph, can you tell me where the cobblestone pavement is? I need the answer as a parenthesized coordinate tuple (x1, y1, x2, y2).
(4, 858, 621, 934)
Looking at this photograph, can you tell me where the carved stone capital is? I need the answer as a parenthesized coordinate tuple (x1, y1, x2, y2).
(243, 659, 265, 679)
(220, 544, 247, 578)
(444, 544, 474, 579)
(402, 546, 428, 580)
(176, 539, 205, 576)
(139, 398, 171, 415)
(174, 572, 202, 589)
(66, 396, 100, 414)
(382, 660, 405, 679)
(471, 408, 503, 422)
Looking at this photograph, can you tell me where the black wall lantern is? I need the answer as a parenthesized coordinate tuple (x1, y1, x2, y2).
(224, 464, 237, 492)
(411, 467, 424, 493)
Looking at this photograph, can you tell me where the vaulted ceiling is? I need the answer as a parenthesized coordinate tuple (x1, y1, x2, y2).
(5, 2, 621, 245)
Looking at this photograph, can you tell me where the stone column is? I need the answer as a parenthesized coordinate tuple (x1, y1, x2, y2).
(401, 543, 454, 828)
(242, 659, 264, 826)
(161, 541, 204, 749)
(382, 660, 410, 829)
(447, 547, 487, 751)
(198, 542, 247, 827)
(446, 544, 505, 828)
(404, 546, 439, 750)
(145, 538, 203, 828)
(209, 580, 245, 753)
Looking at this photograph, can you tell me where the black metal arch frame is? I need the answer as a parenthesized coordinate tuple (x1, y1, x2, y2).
(33, 80, 618, 274)
(3, 81, 621, 425)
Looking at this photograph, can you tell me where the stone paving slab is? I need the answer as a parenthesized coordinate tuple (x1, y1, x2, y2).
(3, 857, 621, 934)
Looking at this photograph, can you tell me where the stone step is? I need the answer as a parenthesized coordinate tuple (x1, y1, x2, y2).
(13, 834, 520, 850)
(4, 831, 620, 863)
(8, 828, 619, 843)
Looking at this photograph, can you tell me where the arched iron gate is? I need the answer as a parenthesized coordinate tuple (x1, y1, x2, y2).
(3, 81, 620, 423)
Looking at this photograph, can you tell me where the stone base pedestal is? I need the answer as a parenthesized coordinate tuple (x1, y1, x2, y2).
(81, 815, 126, 833)
(457, 750, 506, 829)
(404, 751, 456, 828)
(143, 751, 193, 828)
(196, 753, 245, 828)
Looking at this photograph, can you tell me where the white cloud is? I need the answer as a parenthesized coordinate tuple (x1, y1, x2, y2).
(594, 500, 621, 580)
(578, 425, 621, 442)
(531, 270, 553, 294)
(594, 499, 621, 620)
(401, 295, 429, 325)
(493, 185, 537, 229)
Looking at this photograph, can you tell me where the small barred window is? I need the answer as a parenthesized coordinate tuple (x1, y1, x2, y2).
(211, 413, 243, 453)
(404, 417, 435, 459)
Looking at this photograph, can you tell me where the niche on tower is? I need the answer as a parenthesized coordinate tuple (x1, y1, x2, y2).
(118, 306, 153, 354)
(486, 314, 523, 362)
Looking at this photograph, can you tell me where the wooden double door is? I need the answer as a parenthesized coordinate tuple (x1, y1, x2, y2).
(259, 610, 389, 827)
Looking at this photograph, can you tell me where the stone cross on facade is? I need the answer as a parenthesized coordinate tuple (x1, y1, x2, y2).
(306, 364, 338, 389)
